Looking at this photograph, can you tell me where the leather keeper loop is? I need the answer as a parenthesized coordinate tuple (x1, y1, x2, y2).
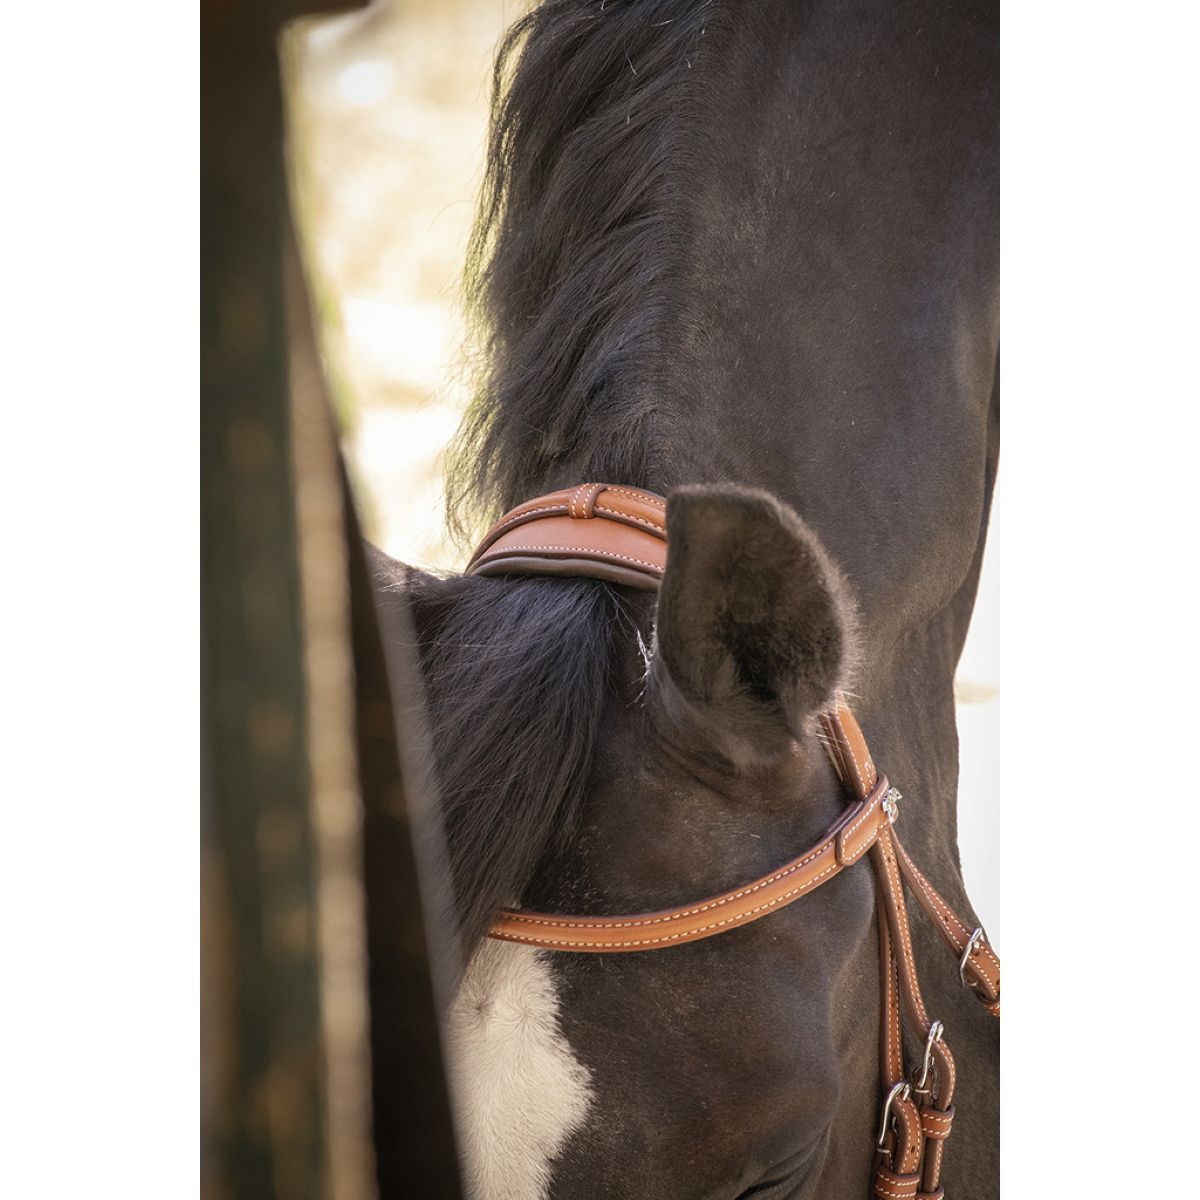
(567, 482, 605, 519)
(918, 1105, 954, 1140)
(873, 1165, 920, 1199)
(835, 781, 888, 865)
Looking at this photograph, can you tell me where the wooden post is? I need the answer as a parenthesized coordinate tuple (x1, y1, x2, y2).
(202, 3, 463, 1195)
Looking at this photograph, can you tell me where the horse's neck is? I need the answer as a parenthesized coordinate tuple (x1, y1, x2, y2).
(635, 392, 996, 892)
(524, 0, 998, 873)
(647, 0, 997, 868)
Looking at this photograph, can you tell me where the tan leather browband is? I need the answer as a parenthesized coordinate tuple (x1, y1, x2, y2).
(467, 483, 667, 589)
(466, 484, 1000, 1199)
(490, 770, 895, 950)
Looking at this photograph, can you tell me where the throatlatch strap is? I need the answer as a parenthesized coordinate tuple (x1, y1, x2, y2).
(894, 836, 1000, 1012)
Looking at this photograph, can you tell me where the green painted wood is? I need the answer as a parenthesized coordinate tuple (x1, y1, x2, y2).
(202, 4, 322, 1194)
(201, 3, 463, 1196)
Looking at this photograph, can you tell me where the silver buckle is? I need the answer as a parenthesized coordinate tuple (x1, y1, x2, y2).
(876, 1080, 912, 1147)
(959, 927, 986, 986)
(882, 787, 901, 824)
(914, 1020, 945, 1093)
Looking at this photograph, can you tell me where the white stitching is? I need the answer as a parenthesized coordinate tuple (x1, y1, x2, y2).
(873, 1183, 917, 1199)
(891, 967, 902, 1079)
(887, 936, 903, 1081)
(582, 482, 605, 515)
(476, 497, 667, 561)
(832, 709, 869, 797)
(840, 784, 885, 864)
(939, 1041, 957, 1099)
(899, 845, 970, 940)
(592, 504, 666, 535)
(898, 844, 1001, 983)
(873, 1177, 918, 1200)
(493, 862, 841, 948)
(477, 488, 664, 550)
(603, 486, 666, 507)
(978, 942, 1002, 974)
(879, 834, 932, 1034)
(921, 1106, 953, 1124)
(901, 1097, 923, 1172)
(502, 841, 836, 929)
(478, 503, 566, 544)
(927, 1139, 945, 1188)
(481, 545, 664, 572)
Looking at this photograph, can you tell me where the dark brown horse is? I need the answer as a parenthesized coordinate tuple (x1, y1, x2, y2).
(371, 1, 998, 1195)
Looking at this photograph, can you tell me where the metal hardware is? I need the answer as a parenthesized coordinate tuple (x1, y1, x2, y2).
(882, 787, 901, 824)
(959, 927, 986, 986)
(876, 1080, 912, 1147)
(914, 1019, 945, 1093)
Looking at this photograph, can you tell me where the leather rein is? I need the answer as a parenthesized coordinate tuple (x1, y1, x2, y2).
(466, 483, 1000, 1200)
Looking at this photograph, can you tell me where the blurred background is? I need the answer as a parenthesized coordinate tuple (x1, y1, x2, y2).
(284, 0, 999, 944)
(285, 0, 510, 572)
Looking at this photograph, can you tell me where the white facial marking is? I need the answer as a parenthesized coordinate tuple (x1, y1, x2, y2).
(446, 939, 593, 1200)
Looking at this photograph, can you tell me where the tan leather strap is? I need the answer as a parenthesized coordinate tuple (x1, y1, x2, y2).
(466, 483, 667, 590)
(819, 704, 880, 799)
(894, 835, 1000, 1012)
(873, 1164, 921, 1200)
(822, 706, 999, 1012)
(489, 773, 894, 950)
(871, 821, 958, 1195)
(466, 484, 1000, 1194)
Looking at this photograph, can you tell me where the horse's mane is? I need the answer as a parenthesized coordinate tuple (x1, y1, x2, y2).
(417, 0, 720, 951)
(446, 0, 721, 534)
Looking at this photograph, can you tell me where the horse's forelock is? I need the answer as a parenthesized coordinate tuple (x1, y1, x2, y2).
(408, 572, 626, 950)
(429, 0, 724, 951)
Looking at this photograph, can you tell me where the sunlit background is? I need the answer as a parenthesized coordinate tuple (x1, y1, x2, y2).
(285, 0, 999, 944)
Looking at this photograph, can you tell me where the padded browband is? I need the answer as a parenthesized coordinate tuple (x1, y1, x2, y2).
(466, 483, 667, 589)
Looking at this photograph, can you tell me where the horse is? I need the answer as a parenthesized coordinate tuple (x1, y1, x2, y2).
(369, 1, 999, 1196)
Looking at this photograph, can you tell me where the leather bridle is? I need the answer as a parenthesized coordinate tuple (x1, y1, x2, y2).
(466, 483, 1000, 1200)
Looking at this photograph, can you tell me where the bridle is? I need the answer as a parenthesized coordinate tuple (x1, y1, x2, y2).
(465, 483, 1000, 1200)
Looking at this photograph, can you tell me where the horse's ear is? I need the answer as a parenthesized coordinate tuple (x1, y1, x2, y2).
(649, 485, 856, 767)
